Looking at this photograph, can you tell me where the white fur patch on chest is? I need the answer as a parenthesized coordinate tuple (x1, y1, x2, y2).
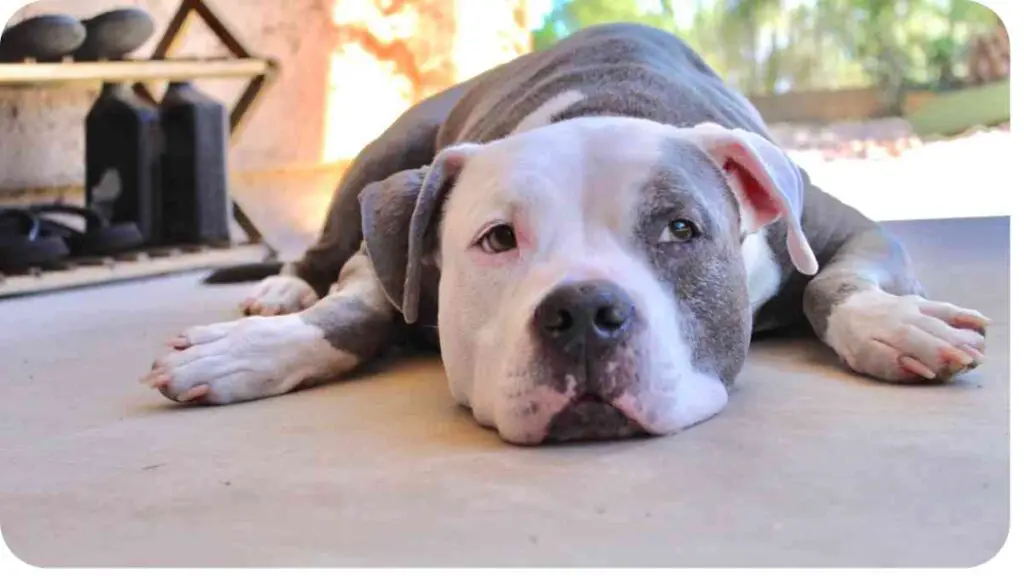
(512, 90, 586, 134)
(742, 231, 782, 313)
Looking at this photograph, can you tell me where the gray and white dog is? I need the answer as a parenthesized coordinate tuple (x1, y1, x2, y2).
(142, 24, 989, 445)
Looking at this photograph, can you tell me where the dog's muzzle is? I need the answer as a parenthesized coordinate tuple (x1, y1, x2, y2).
(532, 280, 647, 442)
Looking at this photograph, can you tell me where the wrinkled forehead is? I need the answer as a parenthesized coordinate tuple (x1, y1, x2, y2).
(446, 118, 731, 241)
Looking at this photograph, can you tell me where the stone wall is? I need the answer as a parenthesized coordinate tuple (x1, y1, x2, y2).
(0, 0, 531, 192)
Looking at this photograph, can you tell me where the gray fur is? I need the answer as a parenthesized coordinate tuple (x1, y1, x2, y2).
(438, 23, 772, 146)
(356, 150, 465, 327)
(400, 150, 469, 324)
(357, 168, 428, 314)
(635, 138, 750, 386)
(301, 298, 396, 361)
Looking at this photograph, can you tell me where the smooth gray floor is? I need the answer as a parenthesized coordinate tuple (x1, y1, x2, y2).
(0, 217, 1009, 567)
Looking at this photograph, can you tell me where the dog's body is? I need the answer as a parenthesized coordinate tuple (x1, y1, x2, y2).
(143, 24, 988, 444)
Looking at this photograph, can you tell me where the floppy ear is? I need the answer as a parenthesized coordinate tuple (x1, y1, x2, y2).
(359, 144, 477, 324)
(688, 122, 819, 276)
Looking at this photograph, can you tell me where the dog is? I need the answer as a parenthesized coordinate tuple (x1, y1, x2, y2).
(141, 23, 989, 445)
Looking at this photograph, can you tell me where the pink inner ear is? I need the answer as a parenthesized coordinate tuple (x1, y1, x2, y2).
(723, 157, 781, 230)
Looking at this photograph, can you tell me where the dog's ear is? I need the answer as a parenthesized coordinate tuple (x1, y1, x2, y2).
(359, 144, 478, 323)
(687, 122, 818, 276)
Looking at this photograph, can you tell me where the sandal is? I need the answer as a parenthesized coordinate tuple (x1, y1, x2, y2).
(0, 14, 86, 63)
(30, 204, 144, 257)
(0, 208, 70, 273)
(73, 8, 155, 62)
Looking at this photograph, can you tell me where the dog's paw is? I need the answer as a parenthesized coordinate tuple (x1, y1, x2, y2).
(140, 315, 357, 405)
(239, 275, 318, 316)
(825, 290, 989, 383)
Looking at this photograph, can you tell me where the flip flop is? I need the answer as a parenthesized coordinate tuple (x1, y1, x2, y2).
(0, 208, 70, 273)
(0, 14, 86, 63)
(30, 204, 144, 257)
(73, 8, 154, 61)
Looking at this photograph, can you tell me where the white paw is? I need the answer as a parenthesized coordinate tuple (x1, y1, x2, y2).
(825, 290, 989, 383)
(141, 315, 357, 405)
(239, 275, 318, 316)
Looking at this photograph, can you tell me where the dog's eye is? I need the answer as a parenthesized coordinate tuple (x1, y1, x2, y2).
(479, 224, 518, 254)
(659, 219, 698, 243)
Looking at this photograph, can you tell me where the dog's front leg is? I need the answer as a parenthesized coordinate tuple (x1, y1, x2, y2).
(142, 250, 398, 404)
(802, 228, 989, 383)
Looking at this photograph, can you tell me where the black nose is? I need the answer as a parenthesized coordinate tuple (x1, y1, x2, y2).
(534, 280, 636, 351)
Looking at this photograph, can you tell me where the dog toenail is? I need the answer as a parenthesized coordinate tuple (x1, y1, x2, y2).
(176, 385, 209, 402)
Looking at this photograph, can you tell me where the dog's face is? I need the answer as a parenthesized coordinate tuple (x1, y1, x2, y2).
(361, 117, 817, 445)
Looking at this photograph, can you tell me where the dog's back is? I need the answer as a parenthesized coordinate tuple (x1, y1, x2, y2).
(438, 23, 772, 147)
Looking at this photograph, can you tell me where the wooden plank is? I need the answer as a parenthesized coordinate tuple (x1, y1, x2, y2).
(0, 59, 271, 85)
(0, 244, 270, 300)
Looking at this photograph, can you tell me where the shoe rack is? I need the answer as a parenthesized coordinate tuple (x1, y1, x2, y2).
(0, 0, 280, 247)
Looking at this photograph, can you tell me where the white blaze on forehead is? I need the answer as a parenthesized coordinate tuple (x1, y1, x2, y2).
(446, 116, 674, 248)
(512, 90, 586, 134)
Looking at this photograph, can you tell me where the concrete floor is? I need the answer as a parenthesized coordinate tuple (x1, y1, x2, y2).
(0, 217, 1009, 567)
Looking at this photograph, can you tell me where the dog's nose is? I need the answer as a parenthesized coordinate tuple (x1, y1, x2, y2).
(534, 280, 635, 350)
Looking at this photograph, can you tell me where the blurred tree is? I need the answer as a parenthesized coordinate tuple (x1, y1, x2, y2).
(529, 0, 1003, 96)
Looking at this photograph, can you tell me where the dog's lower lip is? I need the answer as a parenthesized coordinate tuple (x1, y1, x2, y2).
(545, 395, 646, 443)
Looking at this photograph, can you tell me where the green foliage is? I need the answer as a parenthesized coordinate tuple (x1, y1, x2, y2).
(532, 0, 683, 51)
(529, 0, 1003, 95)
(908, 78, 1009, 135)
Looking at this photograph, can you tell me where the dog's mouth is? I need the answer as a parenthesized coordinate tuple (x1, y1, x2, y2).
(543, 393, 647, 443)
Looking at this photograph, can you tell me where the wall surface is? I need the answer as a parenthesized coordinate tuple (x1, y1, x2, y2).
(0, 0, 530, 192)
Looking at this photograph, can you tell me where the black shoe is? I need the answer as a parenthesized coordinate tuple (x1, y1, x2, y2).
(0, 208, 70, 273)
(30, 204, 144, 257)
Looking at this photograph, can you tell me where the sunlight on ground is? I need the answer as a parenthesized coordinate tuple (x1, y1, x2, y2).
(791, 133, 1013, 222)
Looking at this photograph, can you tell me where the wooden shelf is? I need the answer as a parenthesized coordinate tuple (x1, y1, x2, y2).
(0, 243, 272, 300)
(0, 58, 274, 86)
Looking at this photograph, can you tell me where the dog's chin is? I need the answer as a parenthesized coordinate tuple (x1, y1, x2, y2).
(543, 394, 648, 443)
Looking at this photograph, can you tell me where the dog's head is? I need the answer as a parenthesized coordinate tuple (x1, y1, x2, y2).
(360, 117, 817, 445)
